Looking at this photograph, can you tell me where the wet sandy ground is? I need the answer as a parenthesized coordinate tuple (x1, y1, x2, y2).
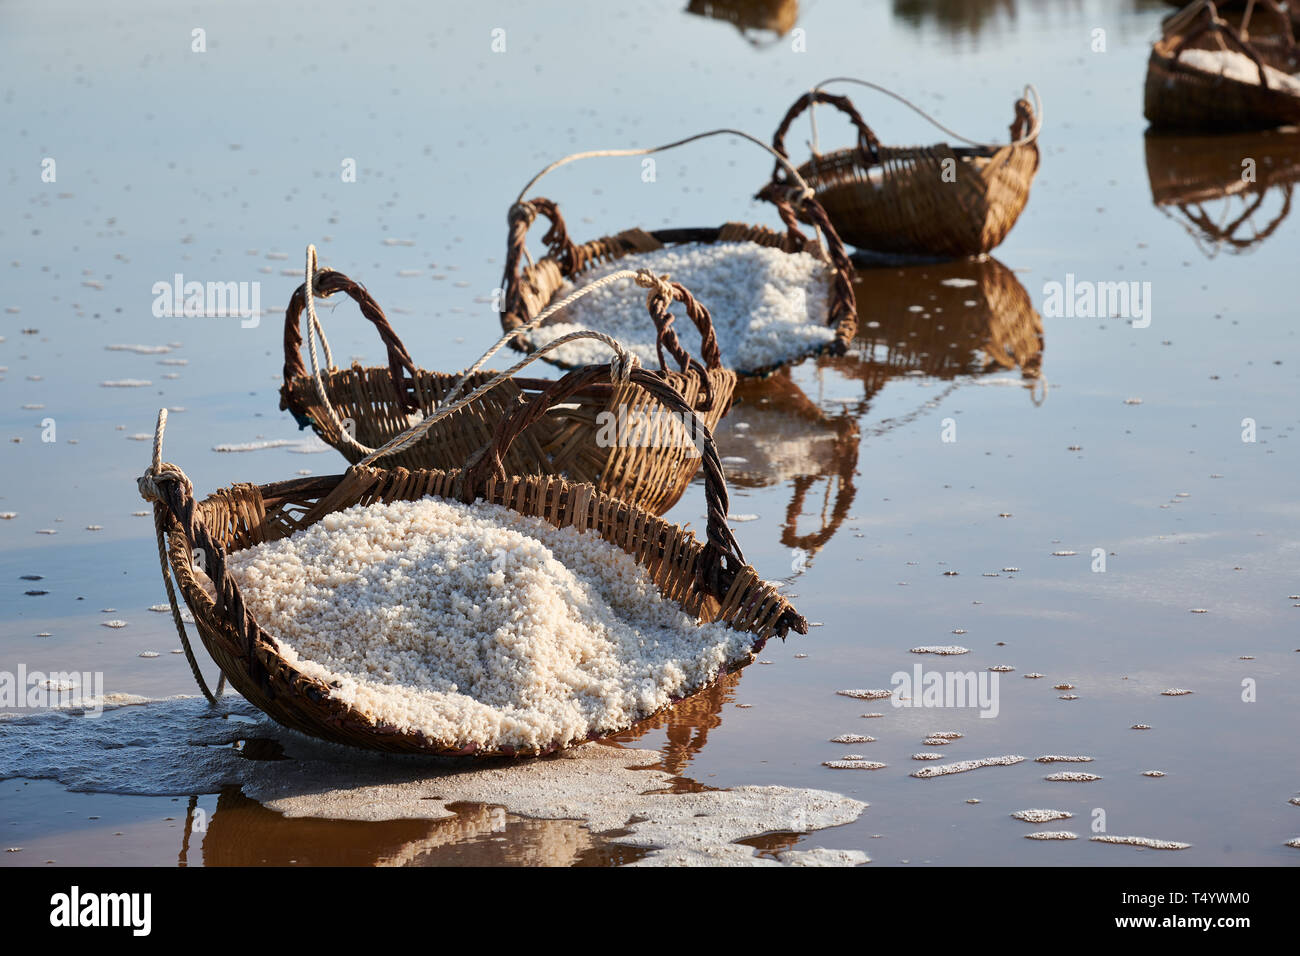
(2, 0, 1299, 864)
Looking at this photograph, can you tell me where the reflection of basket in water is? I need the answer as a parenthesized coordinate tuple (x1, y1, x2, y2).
(280, 264, 734, 516)
(1145, 128, 1300, 254)
(142, 366, 805, 759)
(819, 256, 1045, 402)
(1146, 1, 1300, 131)
(715, 372, 859, 557)
(684, 0, 799, 45)
(768, 81, 1041, 258)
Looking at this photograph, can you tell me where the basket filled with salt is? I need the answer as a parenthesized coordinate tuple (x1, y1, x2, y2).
(280, 246, 735, 516)
(767, 78, 1042, 259)
(1146, 1, 1300, 130)
(499, 129, 858, 378)
(137, 353, 805, 758)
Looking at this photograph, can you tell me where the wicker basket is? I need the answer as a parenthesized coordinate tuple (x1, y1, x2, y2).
(1145, 128, 1300, 253)
(140, 366, 806, 759)
(768, 85, 1041, 259)
(279, 265, 735, 516)
(500, 191, 858, 378)
(1146, 2, 1300, 130)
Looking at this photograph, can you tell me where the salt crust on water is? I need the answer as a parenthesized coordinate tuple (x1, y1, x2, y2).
(910, 755, 1024, 778)
(1045, 772, 1101, 782)
(1025, 831, 1077, 841)
(837, 689, 893, 700)
(1091, 835, 1190, 851)
(517, 243, 836, 374)
(224, 497, 755, 753)
(0, 696, 868, 867)
(1011, 809, 1073, 823)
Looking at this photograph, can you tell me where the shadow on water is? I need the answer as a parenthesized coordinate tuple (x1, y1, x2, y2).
(1144, 129, 1300, 257)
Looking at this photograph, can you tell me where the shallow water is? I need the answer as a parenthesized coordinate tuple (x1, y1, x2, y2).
(2, 0, 1299, 866)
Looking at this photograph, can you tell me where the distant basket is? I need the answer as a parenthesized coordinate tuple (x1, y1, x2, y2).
(768, 79, 1042, 259)
(1145, 1, 1300, 130)
(139, 363, 805, 758)
(279, 256, 734, 515)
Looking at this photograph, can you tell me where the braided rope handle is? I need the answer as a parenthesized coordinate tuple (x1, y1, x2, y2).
(461, 362, 746, 596)
(771, 91, 883, 176)
(502, 198, 732, 380)
(281, 265, 420, 417)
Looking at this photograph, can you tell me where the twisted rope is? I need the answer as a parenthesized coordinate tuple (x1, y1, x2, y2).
(806, 78, 1044, 154)
(136, 409, 222, 704)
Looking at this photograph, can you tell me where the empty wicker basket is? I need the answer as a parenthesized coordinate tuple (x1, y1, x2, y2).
(768, 80, 1042, 259)
(140, 366, 806, 758)
(1146, 1, 1300, 130)
(279, 261, 734, 516)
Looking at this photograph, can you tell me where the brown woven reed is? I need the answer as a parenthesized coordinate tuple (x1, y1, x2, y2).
(818, 257, 1044, 402)
(145, 366, 806, 759)
(280, 267, 735, 516)
(1146, 2, 1300, 130)
(1145, 129, 1300, 251)
(500, 192, 858, 377)
(769, 90, 1040, 258)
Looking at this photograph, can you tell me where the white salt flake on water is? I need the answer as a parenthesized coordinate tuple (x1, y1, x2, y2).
(830, 734, 874, 744)
(912, 753, 943, 761)
(1091, 835, 1190, 850)
(101, 620, 128, 629)
(1142, 771, 1166, 777)
(1045, 772, 1101, 782)
(1026, 831, 1077, 840)
(1161, 688, 1193, 696)
(910, 645, 969, 655)
(939, 278, 978, 288)
(989, 665, 1015, 672)
(1024, 673, 1045, 679)
(224, 496, 758, 752)
(519, 243, 837, 374)
(138, 651, 160, 659)
(729, 514, 759, 523)
(911, 755, 1024, 778)
(1036, 755, 1093, 763)
(1011, 809, 1073, 823)
(927, 731, 962, 739)
(836, 689, 893, 700)
(823, 760, 887, 770)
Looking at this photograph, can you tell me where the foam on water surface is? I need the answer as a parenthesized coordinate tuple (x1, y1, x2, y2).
(0, 697, 868, 867)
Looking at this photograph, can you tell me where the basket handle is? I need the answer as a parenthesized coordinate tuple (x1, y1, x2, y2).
(503, 198, 726, 384)
(771, 90, 882, 176)
(752, 182, 859, 354)
(280, 267, 421, 418)
(461, 361, 746, 594)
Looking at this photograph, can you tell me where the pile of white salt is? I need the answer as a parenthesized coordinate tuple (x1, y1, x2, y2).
(224, 497, 754, 752)
(519, 243, 836, 374)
